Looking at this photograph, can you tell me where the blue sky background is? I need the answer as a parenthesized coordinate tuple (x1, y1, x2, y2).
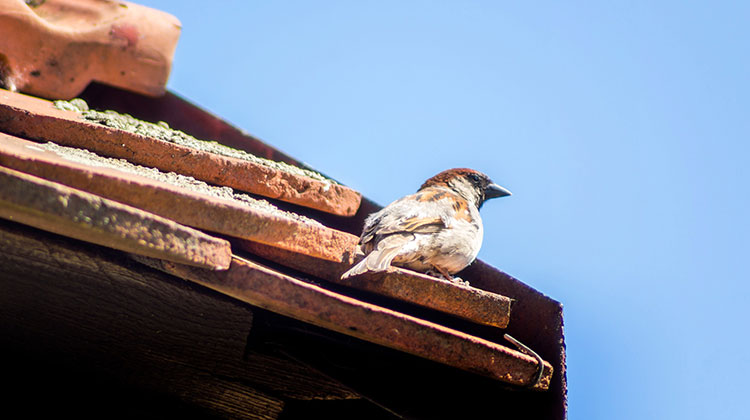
(138, 2, 749, 418)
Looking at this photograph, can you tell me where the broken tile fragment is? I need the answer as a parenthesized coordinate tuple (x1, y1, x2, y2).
(0, 0, 180, 99)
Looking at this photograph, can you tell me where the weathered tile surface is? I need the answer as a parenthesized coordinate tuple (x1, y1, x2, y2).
(0, 130, 515, 329)
(0, 90, 361, 216)
(241, 240, 514, 329)
(0, 165, 231, 270)
(0, 132, 357, 262)
(143, 255, 553, 389)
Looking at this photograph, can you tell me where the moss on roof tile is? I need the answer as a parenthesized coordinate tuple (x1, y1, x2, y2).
(54, 98, 334, 185)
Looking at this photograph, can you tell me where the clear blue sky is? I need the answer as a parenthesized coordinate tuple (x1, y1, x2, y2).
(138, 2, 749, 418)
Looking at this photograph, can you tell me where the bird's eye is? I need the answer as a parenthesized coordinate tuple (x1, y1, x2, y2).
(469, 174, 481, 183)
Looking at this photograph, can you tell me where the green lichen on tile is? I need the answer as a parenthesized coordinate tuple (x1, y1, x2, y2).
(54, 98, 89, 112)
(40, 141, 324, 227)
(53, 98, 334, 184)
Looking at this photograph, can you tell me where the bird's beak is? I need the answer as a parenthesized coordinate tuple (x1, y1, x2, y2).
(485, 183, 512, 199)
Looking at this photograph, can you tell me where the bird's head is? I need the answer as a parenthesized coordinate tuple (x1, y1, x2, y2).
(420, 168, 511, 208)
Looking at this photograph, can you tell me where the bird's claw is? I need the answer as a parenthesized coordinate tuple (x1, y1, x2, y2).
(424, 270, 470, 286)
(449, 276, 470, 286)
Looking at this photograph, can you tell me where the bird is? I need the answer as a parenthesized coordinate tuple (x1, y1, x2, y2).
(341, 168, 511, 282)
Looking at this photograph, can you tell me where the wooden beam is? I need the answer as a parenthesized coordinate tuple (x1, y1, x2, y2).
(0, 220, 360, 419)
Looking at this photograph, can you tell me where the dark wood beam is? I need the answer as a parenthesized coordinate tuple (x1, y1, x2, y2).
(0, 220, 360, 420)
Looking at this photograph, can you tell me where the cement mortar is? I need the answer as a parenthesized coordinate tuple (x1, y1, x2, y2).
(40, 141, 323, 227)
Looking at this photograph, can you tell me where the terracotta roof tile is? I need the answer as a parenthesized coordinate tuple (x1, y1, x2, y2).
(0, 130, 513, 329)
(0, 132, 357, 262)
(140, 254, 553, 390)
(0, 165, 231, 270)
(241, 240, 514, 329)
(0, 90, 361, 216)
(0, 0, 180, 99)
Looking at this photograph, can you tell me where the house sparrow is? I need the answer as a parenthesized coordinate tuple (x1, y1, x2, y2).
(341, 168, 511, 282)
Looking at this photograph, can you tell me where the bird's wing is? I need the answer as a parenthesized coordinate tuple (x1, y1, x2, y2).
(379, 215, 444, 235)
(360, 215, 444, 253)
(359, 190, 458, 246)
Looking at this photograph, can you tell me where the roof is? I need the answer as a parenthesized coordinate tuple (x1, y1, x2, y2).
(0, 3, 566, 417)
(0, 84, 566, 419)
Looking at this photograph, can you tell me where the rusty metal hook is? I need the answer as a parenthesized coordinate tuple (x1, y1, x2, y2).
(504, 333, 544, 388)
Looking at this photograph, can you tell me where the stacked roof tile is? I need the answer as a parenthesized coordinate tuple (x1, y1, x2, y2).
(0, 85, 566, 419)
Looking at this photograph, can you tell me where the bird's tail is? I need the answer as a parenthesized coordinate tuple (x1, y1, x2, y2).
(340, 246, 401, 279)
(340, 257, 370, 279)
(341, 234, 411, 279)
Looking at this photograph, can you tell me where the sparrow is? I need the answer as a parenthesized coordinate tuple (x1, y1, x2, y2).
(341, 168, 511, 282)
